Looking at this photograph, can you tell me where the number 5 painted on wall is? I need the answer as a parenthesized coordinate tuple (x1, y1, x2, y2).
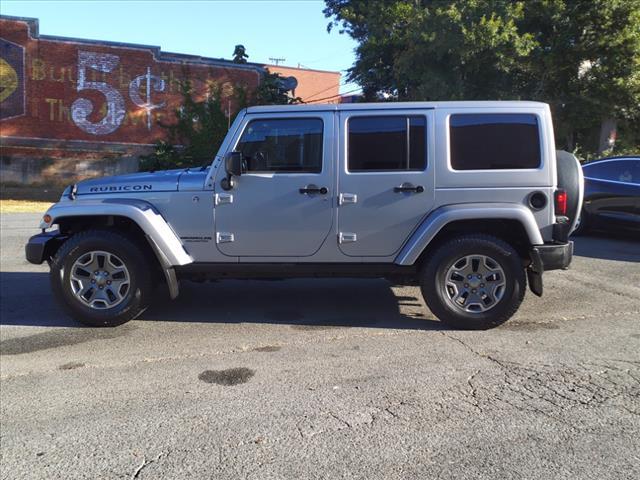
(71, 51, 125, 135)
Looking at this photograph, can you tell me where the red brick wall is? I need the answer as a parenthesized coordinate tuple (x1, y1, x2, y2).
(0, 16, 261, 146)
(267, 65, 341, 104)
(0, 16, 341, 183)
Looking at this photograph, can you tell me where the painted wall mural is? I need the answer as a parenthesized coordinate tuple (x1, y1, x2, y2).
(0, 16, 263, 146)
(0, 37, 25, 120)
(129, 67, 166, 131)
(0, 16, 340, 184)
(69, 51, 169, 135)
(71, 51, 126, 135)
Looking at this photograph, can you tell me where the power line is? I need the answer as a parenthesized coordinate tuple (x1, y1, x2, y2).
(304, 83, 343, 100)
(305, 87, 362, 104)
(304, 79, 358, 101)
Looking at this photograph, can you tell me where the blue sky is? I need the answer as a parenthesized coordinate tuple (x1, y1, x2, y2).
(1, 0, 359, 94)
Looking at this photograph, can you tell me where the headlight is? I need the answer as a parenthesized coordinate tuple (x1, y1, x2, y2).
(39, 213, 53, 230)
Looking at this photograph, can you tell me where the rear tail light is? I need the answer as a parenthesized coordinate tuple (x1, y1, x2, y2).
(555, 189, 567, 216)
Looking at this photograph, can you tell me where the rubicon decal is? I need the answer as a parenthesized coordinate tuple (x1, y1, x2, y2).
(89, 185, 152, 192)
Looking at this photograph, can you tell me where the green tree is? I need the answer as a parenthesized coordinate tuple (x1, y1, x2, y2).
(518, 0, 640, 154)
(324, 0, 640, 155)
(140, 47, 301, 171)
(254, 71, 302, 105)
(139, 80, 230, 171)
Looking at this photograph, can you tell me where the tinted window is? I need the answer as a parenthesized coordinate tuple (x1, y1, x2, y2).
(583, 159, 639, 184)
(348, 116, 426, 171)
(450, 114, 541, 170)
(236, 118, 323, 173)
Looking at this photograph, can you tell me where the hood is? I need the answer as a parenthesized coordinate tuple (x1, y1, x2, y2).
(75, 169, 186, 196)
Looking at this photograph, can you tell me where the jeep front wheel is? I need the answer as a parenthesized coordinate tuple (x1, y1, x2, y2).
(421, 235, 526, 329)
(50, 230, 152, 327)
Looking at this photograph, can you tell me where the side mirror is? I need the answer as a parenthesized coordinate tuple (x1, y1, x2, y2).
(225, 151, 243, 177)
(221, 151, 242, 191)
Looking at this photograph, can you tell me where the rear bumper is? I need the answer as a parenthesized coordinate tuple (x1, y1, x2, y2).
(527, 241, 573, 297)
(531, 241, 574, 272)
(25, 231, 66, 265)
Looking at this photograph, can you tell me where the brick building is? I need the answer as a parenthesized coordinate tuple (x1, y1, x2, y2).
(0, 15, 340, 184)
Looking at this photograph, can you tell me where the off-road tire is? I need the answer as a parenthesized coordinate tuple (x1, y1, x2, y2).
(50, 229, 152, 327)
(420, 234, 526, 330)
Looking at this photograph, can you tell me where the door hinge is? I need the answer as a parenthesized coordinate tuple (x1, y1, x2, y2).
(339, 193, 358, 205)
(216, 232, 235, 243)
(339, 232, 357, 244)
(215, 193, 233, 205)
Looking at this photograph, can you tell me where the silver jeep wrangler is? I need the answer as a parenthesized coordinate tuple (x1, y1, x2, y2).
(26, 101, 583, 329)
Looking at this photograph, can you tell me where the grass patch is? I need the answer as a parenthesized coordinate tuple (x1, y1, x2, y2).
(0, 200, 53, 214)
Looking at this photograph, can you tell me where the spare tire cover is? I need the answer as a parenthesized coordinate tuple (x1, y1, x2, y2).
(556, 150, 584, 237)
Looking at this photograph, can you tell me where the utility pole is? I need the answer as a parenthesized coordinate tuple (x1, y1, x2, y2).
(269, 57, 286, 66)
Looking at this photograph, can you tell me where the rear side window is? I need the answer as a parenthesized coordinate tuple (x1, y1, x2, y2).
(348, 116, 427, 171)
(236, 118, 323, 173)
(449, 114, 541, 170)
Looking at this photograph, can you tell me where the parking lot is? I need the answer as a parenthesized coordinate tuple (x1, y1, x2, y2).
(1, 212, 639, 479)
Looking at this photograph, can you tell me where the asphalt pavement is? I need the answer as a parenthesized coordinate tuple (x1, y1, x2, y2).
(1, 213, 639, 480)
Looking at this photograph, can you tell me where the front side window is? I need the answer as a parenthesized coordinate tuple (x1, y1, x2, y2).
(348, 116, 427, 171)
(236, 118, 323, 173)
(449, 113, 541, 170)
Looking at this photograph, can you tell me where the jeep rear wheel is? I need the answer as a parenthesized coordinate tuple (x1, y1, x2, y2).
(50, 230, 152, 327)
(421, 235, 526, 329)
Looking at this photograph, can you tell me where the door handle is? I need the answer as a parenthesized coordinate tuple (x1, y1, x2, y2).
(299, 185, 328, 195)
(394, 183, 424, 193)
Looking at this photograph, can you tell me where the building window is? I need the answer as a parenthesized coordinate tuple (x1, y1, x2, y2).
(449, 113, 541, 170)
(348, 116, 426, 171)
(237, 118, 323, 173)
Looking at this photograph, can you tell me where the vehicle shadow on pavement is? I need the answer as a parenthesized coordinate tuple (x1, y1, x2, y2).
(572, 232, 640, 263)
(0, 273, 446, 330)
(142, 278, 444, 331)
(0, 272, 78, 327)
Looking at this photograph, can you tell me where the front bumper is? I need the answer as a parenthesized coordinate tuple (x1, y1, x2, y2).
(25, 231, 66, 265)
(527, 241, 573, 297)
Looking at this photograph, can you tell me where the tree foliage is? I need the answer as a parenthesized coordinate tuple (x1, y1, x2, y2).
(255, 71, 302, 105)
(140, 53, 300, 171)
(324, 0, 640, 154)
(139, 80, 229, 171)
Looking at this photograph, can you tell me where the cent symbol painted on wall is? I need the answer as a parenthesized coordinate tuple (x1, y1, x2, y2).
(0, 38, 25, 120)
(71, 50, 167, 135)
(129, 67, 166, 130)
